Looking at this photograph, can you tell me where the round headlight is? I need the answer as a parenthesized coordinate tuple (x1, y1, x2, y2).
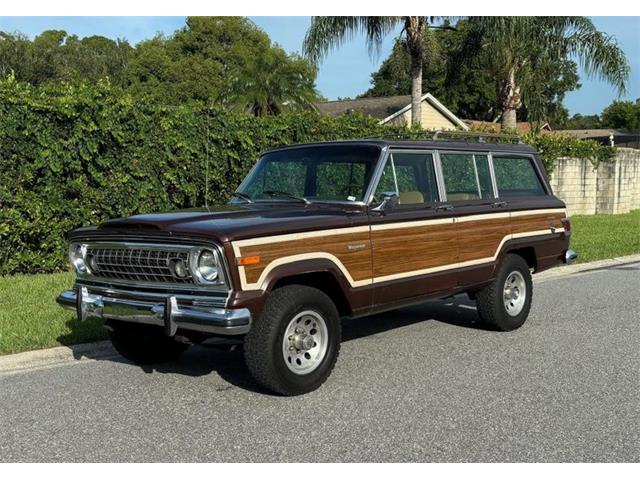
(68, 243, 87, 273)
(197, 249, 219, 282)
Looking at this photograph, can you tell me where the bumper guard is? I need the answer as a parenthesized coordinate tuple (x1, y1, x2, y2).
(57, 287, 251, 336)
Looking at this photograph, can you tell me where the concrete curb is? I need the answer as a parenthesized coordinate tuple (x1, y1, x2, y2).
(534, 253, 640, 283)
(1, 254, 639, 376)
(0, 341, 118, 377)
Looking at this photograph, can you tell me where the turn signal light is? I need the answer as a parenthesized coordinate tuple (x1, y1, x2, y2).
(561, 217, 572, 235)
(237, 255, 260, 266)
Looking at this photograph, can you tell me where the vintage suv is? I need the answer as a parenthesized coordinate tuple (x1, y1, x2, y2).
(57, 139, 576, 395)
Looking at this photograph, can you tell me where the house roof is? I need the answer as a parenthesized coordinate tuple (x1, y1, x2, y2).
(316, 95, 413, 119)
(555, 129, 640, 139)
(463, 120, 551, 134)
(315, 93, 469, 130)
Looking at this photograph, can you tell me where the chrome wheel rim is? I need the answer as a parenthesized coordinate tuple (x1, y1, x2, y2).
(282, 310, 328, 375)
(503, 270, 526, 316)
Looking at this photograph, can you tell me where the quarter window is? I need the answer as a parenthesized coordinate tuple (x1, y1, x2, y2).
(493, 156, 546, 197)
(440, 153, 494, 201)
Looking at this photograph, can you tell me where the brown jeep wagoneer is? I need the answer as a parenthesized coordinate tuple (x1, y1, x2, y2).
(58, 139, 576, 395)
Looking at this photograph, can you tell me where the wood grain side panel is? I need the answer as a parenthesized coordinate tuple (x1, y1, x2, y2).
(371, 222, 458, 277)
(511, 213, 564, 234)
(237, 231, 372, 285)
(457, 217, 511, 263)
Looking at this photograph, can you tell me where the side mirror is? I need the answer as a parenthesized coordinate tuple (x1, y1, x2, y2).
(372, 192, 399, 213)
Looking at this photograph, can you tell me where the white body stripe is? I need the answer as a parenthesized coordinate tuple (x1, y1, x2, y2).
(232, 209, 567, 291)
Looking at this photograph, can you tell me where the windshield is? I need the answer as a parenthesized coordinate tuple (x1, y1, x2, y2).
(234, 144, 381, 203)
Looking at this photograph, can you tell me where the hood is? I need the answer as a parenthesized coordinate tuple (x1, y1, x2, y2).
(90, 203, 367, 243)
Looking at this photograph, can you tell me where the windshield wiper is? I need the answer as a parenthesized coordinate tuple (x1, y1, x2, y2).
(262, 190, 311, 205)
(231, 191, 254, 203)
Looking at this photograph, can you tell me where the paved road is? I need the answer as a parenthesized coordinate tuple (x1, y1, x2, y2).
(1, 263, 639, 462)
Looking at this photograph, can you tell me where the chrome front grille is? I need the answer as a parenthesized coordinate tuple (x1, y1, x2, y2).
(85, 246, 195, 284)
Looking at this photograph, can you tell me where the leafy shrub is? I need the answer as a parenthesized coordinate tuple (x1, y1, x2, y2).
(522, 131, 614, 174)
(0, 79, 409, 275)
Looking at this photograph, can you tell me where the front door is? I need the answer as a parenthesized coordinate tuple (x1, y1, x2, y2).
(368, 150, 458, 308)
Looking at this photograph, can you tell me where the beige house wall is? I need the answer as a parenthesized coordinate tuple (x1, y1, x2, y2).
(386, 101, 458, 130)
(549, 148, 640, 215)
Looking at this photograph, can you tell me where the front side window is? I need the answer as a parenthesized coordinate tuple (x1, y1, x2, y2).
(440, 153, 494, 201)
(236, 145, 381, 203)
(493, 156, 546, 197)
(373, 152, 438, 205)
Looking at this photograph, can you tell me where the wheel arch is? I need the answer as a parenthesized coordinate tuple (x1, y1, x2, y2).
(262, 259, 355, 317)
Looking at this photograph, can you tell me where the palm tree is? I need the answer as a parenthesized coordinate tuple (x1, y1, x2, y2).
(464, 17, 630, 132)
(303, 17, 435, 126)
(231, 48, 320, 116)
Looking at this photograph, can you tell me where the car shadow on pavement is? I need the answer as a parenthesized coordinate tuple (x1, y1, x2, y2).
(65, 294, 487, 394)
(342, 295, 486, 342)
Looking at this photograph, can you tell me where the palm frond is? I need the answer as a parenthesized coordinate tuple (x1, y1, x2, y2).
(303, 16, 401, 64)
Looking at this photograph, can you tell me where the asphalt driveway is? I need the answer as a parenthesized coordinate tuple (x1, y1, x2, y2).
(1, 262, 639, 462)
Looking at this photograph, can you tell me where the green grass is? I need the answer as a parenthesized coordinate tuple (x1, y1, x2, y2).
(1, 210, 638, 355)
(570, 209, 640, 263)
(0, 271, 107, 355)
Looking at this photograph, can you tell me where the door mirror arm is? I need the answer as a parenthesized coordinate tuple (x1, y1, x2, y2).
(371, 192, 399, 213)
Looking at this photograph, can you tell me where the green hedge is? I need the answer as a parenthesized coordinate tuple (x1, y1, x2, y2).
(0, 78, 614, 275)
(0, 79, 421, 275)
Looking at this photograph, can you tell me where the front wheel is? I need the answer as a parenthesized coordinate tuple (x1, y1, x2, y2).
(475, 253, 533, 331)
(244, 285, 341, 396)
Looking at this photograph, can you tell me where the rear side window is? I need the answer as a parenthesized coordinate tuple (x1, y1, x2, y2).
(493, 156, 546, 197)
(440, 153, 494, 201)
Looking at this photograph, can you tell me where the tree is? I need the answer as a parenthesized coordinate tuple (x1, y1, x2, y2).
(601, 99, 640, 129)
(564, 113, 602, 130)
(462, 17, 629, 131)
(0, 32, 31, 79)
(125, 17, 320, 112)
(1, 17, 320, 115)
(231, 49, 319, 116)
(360, 19, 582, 126)
(303, 16, 438, 126)
(0, 30, 132, 86)
(359, 20, 499, 121)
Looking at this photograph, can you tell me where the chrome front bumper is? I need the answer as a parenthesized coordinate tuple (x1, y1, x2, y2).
(57, 287, 251, 336)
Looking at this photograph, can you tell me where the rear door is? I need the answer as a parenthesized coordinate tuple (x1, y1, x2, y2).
(437, 151, 510, 287)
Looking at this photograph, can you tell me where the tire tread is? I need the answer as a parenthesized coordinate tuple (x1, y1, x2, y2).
(244, 285, 340, 395)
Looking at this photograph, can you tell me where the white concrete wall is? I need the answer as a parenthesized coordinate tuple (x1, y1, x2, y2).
(549, 148, 640, 215)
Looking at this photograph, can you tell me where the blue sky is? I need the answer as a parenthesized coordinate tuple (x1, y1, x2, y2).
(0, 16, 638, 116)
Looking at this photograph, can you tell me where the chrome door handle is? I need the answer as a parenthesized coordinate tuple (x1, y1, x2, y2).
(492, 201, 508, 208)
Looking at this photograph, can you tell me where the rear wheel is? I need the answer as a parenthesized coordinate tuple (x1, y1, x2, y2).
(108, 321, 190, 365)
(475, 253, 533, 331)
(244, 285, 341, 396)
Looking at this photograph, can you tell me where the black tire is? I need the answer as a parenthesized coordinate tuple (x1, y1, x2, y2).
(244, 285, 341, 396)
(475, 253, 533, 331)
(108, 322, 190, 365)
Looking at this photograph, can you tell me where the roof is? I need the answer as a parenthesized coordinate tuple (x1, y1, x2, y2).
(266, 139, 538, 155)
(316, 95, 413, 119)
(464, 120, 551, 134)
(555, 128, 640, 139)
(316, 93, 469, 130)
